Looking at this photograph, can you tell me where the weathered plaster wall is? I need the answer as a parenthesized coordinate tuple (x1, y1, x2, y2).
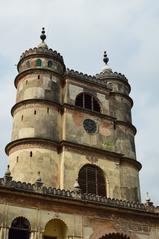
(8, 145, 59, 187)
(64, 109, 115, 151)
(12, 104, 61, 141)
(0, 202, 159, 239)
(109, 94, 132, 122)
(64, 82, 110, 115)
(16, 73, 61, 103)
(120, 162, 141, 202)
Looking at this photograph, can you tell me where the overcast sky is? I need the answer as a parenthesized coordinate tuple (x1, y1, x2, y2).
(0, 0, 159, 205)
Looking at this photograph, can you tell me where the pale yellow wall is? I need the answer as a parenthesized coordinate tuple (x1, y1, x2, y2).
(16, 73, 61, 103)
(9, 147, 59, 187)
(0, 203, 159, 239)
(12, 104, 61, 141)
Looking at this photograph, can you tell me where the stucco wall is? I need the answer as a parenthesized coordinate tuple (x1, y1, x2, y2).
(8, 145, 59, 187)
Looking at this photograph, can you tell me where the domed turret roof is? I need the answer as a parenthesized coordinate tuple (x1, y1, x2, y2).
(96, 51, 128, 82)
(17, 27, 65, 72)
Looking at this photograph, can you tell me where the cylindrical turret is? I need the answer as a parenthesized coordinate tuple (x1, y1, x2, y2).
(5, 28, 65, 187)
(96, 52, 140, 201)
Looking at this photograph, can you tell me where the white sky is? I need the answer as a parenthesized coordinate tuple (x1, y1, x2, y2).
(0, 0, 159, 205)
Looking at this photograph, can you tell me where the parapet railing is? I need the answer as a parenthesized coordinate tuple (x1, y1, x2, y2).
(0, 177, 157, 213)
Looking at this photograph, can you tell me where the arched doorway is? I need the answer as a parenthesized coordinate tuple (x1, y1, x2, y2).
(43, 219, 67, 239)
(99, 233, 130, 239)
(8, 217, 30, 239)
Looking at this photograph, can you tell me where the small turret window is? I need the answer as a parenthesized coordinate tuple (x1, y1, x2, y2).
(48, 60, 53, 67)
(26, 61, 30, 68)
(75, 93, 101, 112)
(78, 164, 106, 196)
(36, 59, 42, 67)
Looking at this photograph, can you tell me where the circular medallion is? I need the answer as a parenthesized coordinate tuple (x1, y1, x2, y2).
(83, 119, 97, 133)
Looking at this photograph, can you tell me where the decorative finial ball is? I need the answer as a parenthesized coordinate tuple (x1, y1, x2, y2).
(40, 27, 46, 42)
(103, 51, 109, 65)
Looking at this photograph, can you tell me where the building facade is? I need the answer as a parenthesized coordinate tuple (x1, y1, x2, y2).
(0, 28, 159, 239)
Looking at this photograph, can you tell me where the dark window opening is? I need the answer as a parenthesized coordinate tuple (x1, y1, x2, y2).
(38, 75, 40, 79)
(21, 115, 23, 121)
(99, 233, 130, 239)
(8, 217, 30, 239)
(93, 97, 100, 112)
(47, 108, 49, 114)
(43, 237, 57, 239)
(36, 59, 42, 67)
(34, 110, 36, 115)
(84, 94, 92, 109)
(78, 164, 106, 196)
(30, 152, 32, 157)
(75, 93, 83, 108)
(48, 60, 53, 67)
(75, 93, 100, 112)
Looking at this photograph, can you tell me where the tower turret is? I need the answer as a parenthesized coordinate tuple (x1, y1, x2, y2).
(6, 28, 65, 187)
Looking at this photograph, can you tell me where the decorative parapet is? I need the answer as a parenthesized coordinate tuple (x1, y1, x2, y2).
(65, 68, 109, 88)
(65, 68, 128, 90)
(96, 71, 128, 82)
(19, 47, 64, 65)
(0, 178, 157, 214)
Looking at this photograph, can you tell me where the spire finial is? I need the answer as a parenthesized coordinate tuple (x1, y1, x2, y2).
(103, 51, 109, 65)
(40, 27, 46, 42)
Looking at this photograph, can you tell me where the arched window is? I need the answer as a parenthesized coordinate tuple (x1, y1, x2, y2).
(99, 233, 130, 239)
(48, 60, 53, 67)
(75, 93, 101, 112)
(36, 58, 42, 66)
(78, 164, 106, 196)
(8, 217, 30, 239)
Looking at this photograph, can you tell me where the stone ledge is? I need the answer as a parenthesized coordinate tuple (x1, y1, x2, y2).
(5, 138, 142, 170)
(0, 178, 157, 214)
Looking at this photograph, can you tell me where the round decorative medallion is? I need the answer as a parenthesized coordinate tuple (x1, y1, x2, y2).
(83, 119, 97, 133)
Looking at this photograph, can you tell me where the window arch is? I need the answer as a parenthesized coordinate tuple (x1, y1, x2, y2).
(48, 60, 53, 67)
(99, 233, 130, 239)
(75, 93, 101, 112)
(8, 217, 30, 239)
(43, 219, 67, 239)
(78, 164, 106, 196)
(36, 58, 42, 66)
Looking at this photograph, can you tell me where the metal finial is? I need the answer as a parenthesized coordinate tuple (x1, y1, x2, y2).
(40, 27, 46, 42)
(146, 192, 151, 202)
(103, 51, 109, 65)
